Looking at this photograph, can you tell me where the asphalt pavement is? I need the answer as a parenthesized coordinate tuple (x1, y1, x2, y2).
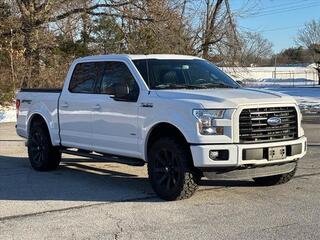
(0, 119, 319, 240)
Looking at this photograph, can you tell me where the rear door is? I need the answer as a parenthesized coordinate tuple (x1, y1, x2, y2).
(59, 62, 99, 150)
(90, 61, 141, 158)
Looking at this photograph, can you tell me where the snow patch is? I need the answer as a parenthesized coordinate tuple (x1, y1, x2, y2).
(265, 87, 320, 114)
(0, 106, 16, 123)
(241, 78, 316, 87)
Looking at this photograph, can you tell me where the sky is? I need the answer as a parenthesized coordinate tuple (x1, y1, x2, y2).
(230, 0, 320, 53)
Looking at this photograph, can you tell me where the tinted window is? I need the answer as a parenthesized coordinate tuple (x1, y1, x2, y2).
(133, 59, 148, 83)
(69, 63, 99, 93)
(133, 59, 239, 89)
(99, 62, 139, 98)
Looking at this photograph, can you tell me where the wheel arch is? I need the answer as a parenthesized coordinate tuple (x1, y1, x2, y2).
(145, 122, 191, 162)
(27, 113, 54, 145)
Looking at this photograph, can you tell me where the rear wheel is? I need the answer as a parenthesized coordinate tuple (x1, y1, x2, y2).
(28, 121, 61, 171)
(253, 163, 297, 186)
(148, 137, 200, 201)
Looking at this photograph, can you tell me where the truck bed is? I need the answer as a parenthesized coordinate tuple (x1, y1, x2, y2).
(16, 90, 62, 145)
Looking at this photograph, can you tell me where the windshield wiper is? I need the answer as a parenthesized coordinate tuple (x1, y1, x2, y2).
(154, 84, 206, 89)
(184, 84, 207, 89)
(199, 83, 234, 89)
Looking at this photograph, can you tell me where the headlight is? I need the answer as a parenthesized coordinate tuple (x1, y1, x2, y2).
(193, 109, 225, 135)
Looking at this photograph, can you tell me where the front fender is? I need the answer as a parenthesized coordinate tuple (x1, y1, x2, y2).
(139, 107, 197, 161)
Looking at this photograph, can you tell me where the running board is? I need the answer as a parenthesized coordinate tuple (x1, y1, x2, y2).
(61, 149, 145, 166)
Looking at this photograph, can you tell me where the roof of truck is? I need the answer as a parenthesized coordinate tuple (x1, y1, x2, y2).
(77, 54, 202, 62)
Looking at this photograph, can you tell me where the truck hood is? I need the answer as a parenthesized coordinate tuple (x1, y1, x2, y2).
(155, 88, 296, 108)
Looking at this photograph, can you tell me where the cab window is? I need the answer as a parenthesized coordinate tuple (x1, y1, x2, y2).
(69, 63, 99, 93)
(99, 61, 139, 101)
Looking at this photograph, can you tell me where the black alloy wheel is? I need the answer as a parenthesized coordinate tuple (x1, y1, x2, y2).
(28, 121, 61, 171)
(148, 137, 199, 200)
(154, 148, 182, 191)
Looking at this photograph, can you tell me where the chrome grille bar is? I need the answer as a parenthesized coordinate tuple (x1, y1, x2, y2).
(239, 107, 298, 143)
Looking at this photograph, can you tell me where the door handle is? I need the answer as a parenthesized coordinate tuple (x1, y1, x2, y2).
(93, 104, 101, 110)
(61, 102, 69, 108)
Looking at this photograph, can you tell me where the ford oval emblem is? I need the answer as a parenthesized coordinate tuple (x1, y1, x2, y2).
(267, 117, 282, 126)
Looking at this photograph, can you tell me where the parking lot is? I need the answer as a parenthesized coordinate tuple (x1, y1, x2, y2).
(0, 118, 319, 240)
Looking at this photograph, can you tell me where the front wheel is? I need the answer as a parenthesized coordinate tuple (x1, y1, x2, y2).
(253, 163, 297, 186)
(28, 121, 61, 171)
(147, 137, 200, 201)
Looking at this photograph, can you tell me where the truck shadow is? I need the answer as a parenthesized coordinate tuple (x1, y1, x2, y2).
(0, 155, 256, 202)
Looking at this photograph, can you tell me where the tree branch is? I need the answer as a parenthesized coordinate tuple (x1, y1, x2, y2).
(88, 12, 153, 22)
(47, 2, 132, 22)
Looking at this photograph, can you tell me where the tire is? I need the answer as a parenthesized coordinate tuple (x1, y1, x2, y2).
(147, 137, 199, 201)
(253, 163, 297, 186)
(28, 121, 61, 171)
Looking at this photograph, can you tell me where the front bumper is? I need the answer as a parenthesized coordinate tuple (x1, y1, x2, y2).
(203, 161, 297, 180)
(190, 136, 307, 168)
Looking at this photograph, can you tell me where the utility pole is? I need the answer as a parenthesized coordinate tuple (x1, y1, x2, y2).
(9, 28, 16, 94)
(274, 54, 277, 79)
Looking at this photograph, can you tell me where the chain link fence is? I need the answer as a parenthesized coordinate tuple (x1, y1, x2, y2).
(223, 67, 319, 88)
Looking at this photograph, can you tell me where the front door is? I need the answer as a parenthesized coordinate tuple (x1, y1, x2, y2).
(91, 61, 140, 158)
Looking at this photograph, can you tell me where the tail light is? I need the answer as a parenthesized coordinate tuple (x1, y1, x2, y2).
(16, 99, 20, 119)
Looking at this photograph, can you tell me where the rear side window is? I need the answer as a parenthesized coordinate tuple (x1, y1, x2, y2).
(69, 63, 99, 93)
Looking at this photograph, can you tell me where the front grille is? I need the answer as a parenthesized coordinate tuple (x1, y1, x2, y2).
(239, 106, 298, 143)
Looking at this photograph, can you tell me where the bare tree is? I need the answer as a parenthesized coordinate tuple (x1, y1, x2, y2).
(238, 31, 273, 66)
(189, 0, 238, 61)
(119, 0, 192, 54)
(0, 0, 265, 101)
(297, 19, 320, 84)
(1, 0, 153, 87)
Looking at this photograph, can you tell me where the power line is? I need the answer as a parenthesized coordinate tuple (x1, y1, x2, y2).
(253, 4, 320, 17)
(247, 3, 320, 18)
(253, 0, 318, 13)
(255, 2, 319, 14)
(255, 3, 318, 15)
(259, 25, 305, 33)
(239, 24, 303, 33)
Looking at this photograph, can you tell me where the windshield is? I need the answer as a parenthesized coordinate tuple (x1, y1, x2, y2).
(133, 59, 239, 89)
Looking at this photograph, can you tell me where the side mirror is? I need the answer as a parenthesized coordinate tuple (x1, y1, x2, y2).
(111, 83, 130, 101)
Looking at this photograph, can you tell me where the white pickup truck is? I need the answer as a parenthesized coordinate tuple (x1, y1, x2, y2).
(16, 54, 307, 200)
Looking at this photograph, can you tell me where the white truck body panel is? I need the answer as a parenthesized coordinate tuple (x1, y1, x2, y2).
(59, 92, 94, 150)
(16, 92, 60, 145)
(90, 93, 140, 157)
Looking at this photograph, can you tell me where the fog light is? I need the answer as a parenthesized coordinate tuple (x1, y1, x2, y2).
(209, 150, 229, 160)
(209, 151, 219, 160)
